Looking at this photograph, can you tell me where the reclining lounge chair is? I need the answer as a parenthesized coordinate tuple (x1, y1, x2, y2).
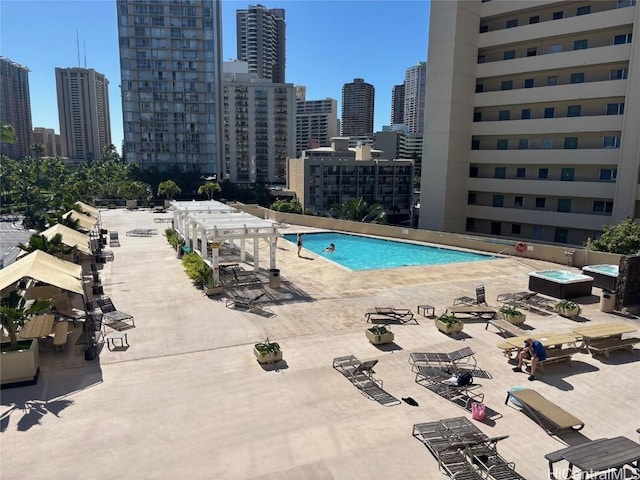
(453, 285, 487, 307)
(333, 355, 400, 406)
(225, 291, 267, 311)
(365, 306, 418, 324)
(415, 365, 484, 410)
(96, 296, 135, 331)
(505, 388, 584, 435)
(409, 347, 477, 374)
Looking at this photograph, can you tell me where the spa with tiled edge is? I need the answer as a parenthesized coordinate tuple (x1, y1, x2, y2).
(528, 270, 594, 299)
(581, 264, 619, 291)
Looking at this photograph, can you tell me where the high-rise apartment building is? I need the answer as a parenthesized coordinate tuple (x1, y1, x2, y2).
(236, 5, 286, 83)
(420, 0, 640, 245)
(32, 127, 58, 157)
(391, 83, 405, 125)
(341, 78, 375, 137)
(0, 57, 32, 159)
(116, 0, 224, 173)
(296, 89, 338, 154)
(403, 62, 427, 134)
(55, 68, 111, 162)
(222, 62, 296, 184)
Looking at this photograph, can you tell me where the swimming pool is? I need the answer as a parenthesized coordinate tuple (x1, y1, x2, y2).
(282, 232, 495, 271)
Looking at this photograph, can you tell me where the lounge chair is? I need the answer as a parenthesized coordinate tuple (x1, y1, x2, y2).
(409, 347, 477, 374)
(52, 293, 86, 323)
(333, 355, 400, 406)
(453, 285, 487, 307)
(457, 435, 526, 480)
(225, 291, 267, 311)
(415, 366, 484, 410)
(109, 231, 120, 247)
(504, 388, 585, 435)
(365, 306, 417, 324)
(497, 291, 537, 310)
(485, 318, 527, 337)
(447, 305, 497, 320)
(96, 296, 135, 331)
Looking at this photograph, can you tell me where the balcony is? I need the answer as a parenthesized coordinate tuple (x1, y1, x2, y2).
(472, 115, 623, 136)
(467, 177, 616, 198)
(470, 148, 620, 166)
(467, 205, 611, 231)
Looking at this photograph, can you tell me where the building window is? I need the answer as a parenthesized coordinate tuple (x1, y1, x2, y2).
(599, 168, 617, 180)
(606, 102, 625, 115)
(495, 167, 506, 178)
(516, 168, 526, 178)
(593, 201, 614, 213)
(567, 105, 581, 117)
(499, 110, 510, 120)
(574, 39, 588, 50)
(570, 73, 585, 83)
(512, 224, 522, 234)
(577, 5, 591, 15)
(557, 198, 572, 212)
(617, 0, 637, 7)
(527, 47, 537, 57)
(561, 168, 575, 181)
(518, 139, 529, 150)
(506, 19, 518, 28)
(503, 50, 516, 60)
(475, 84, 484, 93)
(610, 69, 628, 80)
(496, 139, 508, 150)
(541, 138, 553, 149)
(466, 218, 475, 231)
(468, 192, 477, 204)
(477, 55, 486, 64)
(514, 196, 524, 207)
(555, 228, 569, 243)
(479, 25, 489, 33)
(547, 76, 559, 86)
(501, 80, 513, 90)
(524, 78, 535, 88)
(532, 226, 544, 238)
(471, 140, 480, 150)
(521, 109, 531, 120)
(544, 107, 555, 118)
(529, 15, 540, 24)
(614, 33, 633, 44)
(538, 168, 549, 179)
(564, 137, 578, 149)
(491, 222, 502, 236)
(493, 195, 504, 207)
(470, 166, 479, 177)
(603, 136, 621, 148)
(553, 11, 564, 19)
(473, 112, 482, 122)
(535, 198, 546, 208)
(549, 44, 562, 54)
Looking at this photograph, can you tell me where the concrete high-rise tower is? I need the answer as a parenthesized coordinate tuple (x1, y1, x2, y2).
(295, 88, 338, 153)
(341, 78, 374, 137)
(0, 57, 32, 159)
(403, 62, 426, 134)
(56, 68, 111, 162)
(116, 0, 224, 173)
(391, 83, 405, 125)
(236, 5, 286, 83)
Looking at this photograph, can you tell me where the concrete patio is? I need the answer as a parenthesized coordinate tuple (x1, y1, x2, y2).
(1, 208, 639, 480)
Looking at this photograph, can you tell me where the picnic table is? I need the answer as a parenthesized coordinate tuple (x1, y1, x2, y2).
(498, 332, 581, 360)
(573, 323, 636, 346)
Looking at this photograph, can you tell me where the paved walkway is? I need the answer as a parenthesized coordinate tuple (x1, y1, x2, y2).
(2, 208, 639, 480)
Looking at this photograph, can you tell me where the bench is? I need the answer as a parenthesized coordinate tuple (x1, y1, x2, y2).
(587, 337, 640, 358)
(522, 347, 579, 374)
(486, 319, 526, 337)
(53, 321, 69, 352)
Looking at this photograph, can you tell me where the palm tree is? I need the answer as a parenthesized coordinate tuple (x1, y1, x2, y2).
(18, 233, 77, 258)
(330, 197, 387, 223)
(1, 291, 51, 349)
(1, 123, 16, 144)
(157, 180, 181, 200)
(198, 182, 222, 200)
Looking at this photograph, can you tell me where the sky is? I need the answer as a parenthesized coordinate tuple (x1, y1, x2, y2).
(0, 0, 430, 154)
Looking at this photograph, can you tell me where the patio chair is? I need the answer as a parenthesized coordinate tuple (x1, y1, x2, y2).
(415, 365, 484, 410)
(409, 347, 477, 374)
(504, 388, 584, 435)
(453, 285, 487, 307)
(96, 296, 135, 331)
(109, 231, 120, 247)
(365, 306, 418, 324)
(225, 291, 267, 311)
(332, 355, 400, 406)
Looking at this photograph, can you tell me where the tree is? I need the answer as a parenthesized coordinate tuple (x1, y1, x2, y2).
(101, 144, 122, 163)
(18, 233, 77, 258)
(589, 217, 640, 255)
(197, 181, 222, 200)
(330, 197, 387, 224)
(118, 181, 152, 201)
(1, 123, 16, 144)
(0, 291, 51, 350)
(270, 199, 302, 214)
(157, 180, 181, 200)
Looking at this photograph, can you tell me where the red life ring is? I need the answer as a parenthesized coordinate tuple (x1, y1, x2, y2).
(515, 242, 527, 253)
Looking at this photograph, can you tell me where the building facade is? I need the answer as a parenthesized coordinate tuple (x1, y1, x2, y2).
(296, 91, 338, 154)
(55, 68, 111, 162)
(222, 63, 296, 184)
(403, 61, 427, 134)
(341, 78, 375, 137)
(0, 57, 32, 159)
(236, 5, 286, 83)
(420, 0, 640, 245)
(287, 137, 414, 215)
(391, 83, 405, 125)
(116, 0, 224, 173)
(32, 127, 58, 157)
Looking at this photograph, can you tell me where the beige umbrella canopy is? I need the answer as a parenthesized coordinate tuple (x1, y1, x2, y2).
(62, 210, 97, 233)
(39, 224, 92, 256)
(75, 201, 99, 219)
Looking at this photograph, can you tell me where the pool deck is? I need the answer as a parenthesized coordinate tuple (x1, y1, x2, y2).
(2, 208, 639, 480)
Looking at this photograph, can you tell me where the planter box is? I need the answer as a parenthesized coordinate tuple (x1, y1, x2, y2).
(365, 329, 394, 345)
(125, 200, 138, 210)
(1, 339, 39, 386)
(435, 319, 464, 335)
(500, 312, 526, 325)
(254, 346, 282, 364)
(205, 286, 224, 296)
(554, 306, 580, 318)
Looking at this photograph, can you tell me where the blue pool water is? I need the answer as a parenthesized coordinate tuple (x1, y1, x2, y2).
(283, 232, 494, 271)
(532, 270, 591, 282)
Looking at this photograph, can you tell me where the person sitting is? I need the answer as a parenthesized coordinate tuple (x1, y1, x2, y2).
(323, 243, 336, 253)
(512, 337, 546, 381)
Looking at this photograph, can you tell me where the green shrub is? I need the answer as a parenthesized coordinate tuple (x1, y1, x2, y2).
(255, 339, 281, 355)
(368, 325, 392, 335)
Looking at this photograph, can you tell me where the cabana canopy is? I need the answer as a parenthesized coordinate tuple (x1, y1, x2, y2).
(0, 250, 84, 296)
(40, 224, 92, 256)
(63, 210, 97, 232)
(75, 201, 100, 218)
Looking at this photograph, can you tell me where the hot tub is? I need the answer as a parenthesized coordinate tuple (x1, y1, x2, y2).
(581, 264, 618, 291)
(528, 270, 594, 299)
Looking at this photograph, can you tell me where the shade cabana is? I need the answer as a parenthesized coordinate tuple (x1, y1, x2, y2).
(39, 223, 92, 257)
(75, 201, 100, 219)
(62, 210, 98, 235)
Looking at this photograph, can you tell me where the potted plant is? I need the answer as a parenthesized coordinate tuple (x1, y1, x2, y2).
(499, 305, 526, 325)
(365, 324, 394, 345)
(254, 338, 282, 364)
(554, 300, 581, 318)
(435, 313, 464, 335)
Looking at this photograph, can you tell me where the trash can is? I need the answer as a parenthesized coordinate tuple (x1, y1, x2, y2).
(599, 290, 616, 313)
(269, 268, 280, 289)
